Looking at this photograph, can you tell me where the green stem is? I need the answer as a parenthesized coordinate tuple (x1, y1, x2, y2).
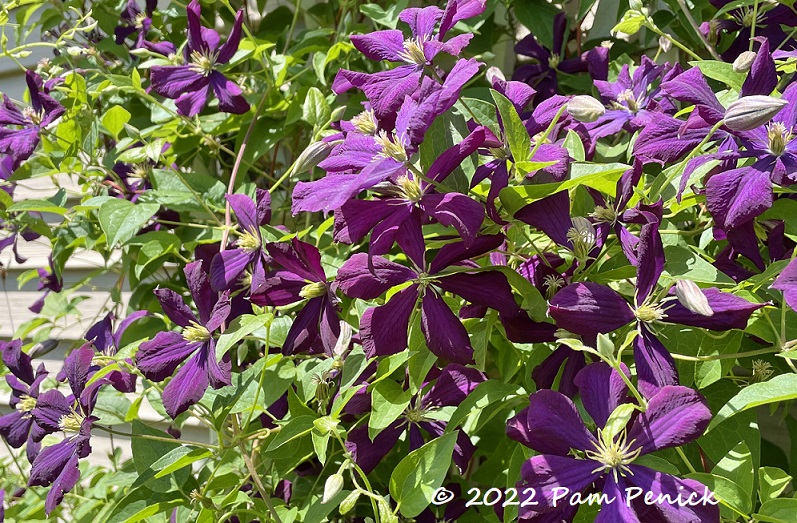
(674, 0, 722, 60)
(670, 347, 779, 361)
(646, 24, 702, 61)
(94, 425, 217, 450)
(676, 447, 697, 474)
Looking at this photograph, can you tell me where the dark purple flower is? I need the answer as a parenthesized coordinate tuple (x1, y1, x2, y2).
(29, 256, 63, 314)
(549, 220, 764, 396)
(333, 1, 485, 122)
(149, 0, 248, 117)
(507, 363, 719, 522)
(346, 364, 484, 474)
(250, 238, 340, 356)
(337, 234, 518, 363)
(702, 1, 797, 60)
(0, 71, 64, 166)
(85, 311, 149, 392)
(512, 13, 609, 98)
(210, 189, 272, 292)
(29, 346, 106, 515)
(0, 340, 48, 463)
(115, 0, 157, 49)
(136, 261, 232, 418)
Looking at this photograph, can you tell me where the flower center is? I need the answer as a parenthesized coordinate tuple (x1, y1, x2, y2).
(634, 303, 666, 323)
(300, 281, 328, 299)
(58, 409, 86, 433)
(585, 428, 642, 479)
(616, 89, 639, 113)
(396, 175, 423, 203)
(405, 406, 425, 423)
(399, 37, 427, 65)
(189, 50, 217, 76)
(542, 274, 566, 300)
(239, 270, 253, 289)
(707, 20, 720, 46)
(183, 321, 211, 342)
(22, 106, 44, 126)
(92, 347, 116, 367)
(767, 122, 792, 156)
(566, 217, 597, 261)
(351, 109, 378, 135)
(16, 394, 37, 413)
(548, 54, 560, 69)
(750, 359, 774, 383)
(375, 130, 409, 162)
(489, 147, 509, 160)
(238, 229, 261, 253)
(130, 163, 150, 179)
(590, 205, 617, 224)
(134, 11, 147, 29)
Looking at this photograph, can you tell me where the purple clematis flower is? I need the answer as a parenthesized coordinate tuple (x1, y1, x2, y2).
(336, 234, 518, 363)
(0, 340, 48, 463)
(512, 12, 609, 99)
(136, 261, 231, 418)
(294, 62, 480, 214)
(701, 0, 797, 60)
(333, 0, 486, 122)
(115, 0, 157, 49)
(85, 311, 149, 393)
(249, 238, 340, 356)
(210, 189, 271, 292)
(29, 346, 106, 515)
(507, 362, 719, 522)
(549, 219, 764, 396)
(772, 258, 797, 313)
(333, 126, 486, 256)
(0, 71, 64, 166)
(346, 364, 484, 474)
(29, 256, 63, 314)
(149, 0, 248, 117)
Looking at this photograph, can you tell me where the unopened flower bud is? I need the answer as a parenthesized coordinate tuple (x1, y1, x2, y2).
(733, 51, 757, 73)
(658, 35, 672, 53)
(322, 474, 344, 503)
(724, 95, 788, 131)
(675, 279, 714, 316)
(339, 491, 360, 514)
(378, 498, 398, 523)
(567, 95, 605, 123)
(293, 140, 338, 175)
(629, 0, 644, 10)
(486, 66, 505, 85)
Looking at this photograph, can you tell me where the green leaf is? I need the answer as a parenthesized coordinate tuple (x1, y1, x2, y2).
(689, 61, 745, 92)
(491, 90, 530, 166)
(265, 415, 316, 452)
(152, 446, 212, 478)
(712, 442, 753, 502)
(563, 129, 586, 162)
(612, 11, 646, 35)
(359, 0, 409, 28)
(389, 431, 457, 518)
(214, 313, 272, 361)
(755, 499, 797, 523)
(602, 403, 636, 444)
(686, 472, 750, 516)
(759, 467, 792, 502)
(8, 199, 67, 215)
(369, 380, 412, 440)
(447, 380, 525, 431)
(302, 87, 331, 127)
(707, 374, 797, 432)
(121, 500, 183, 523)
(98, 199, 159, 247)
(102, 105, 131, 139)
(663, 245, 734, 285)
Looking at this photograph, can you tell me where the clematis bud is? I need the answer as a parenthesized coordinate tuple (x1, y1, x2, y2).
(486, 66, 505, 85)
(293, 140, 338, 175)
(322, 474, 345, 503)
(567, 95, 605, 123)
(675, 279, 714, 316)
(339, 491, 360, 514)
(658, 35, 672, 53)
(733, 51, 757, 73)
(724, 95, 788, 131)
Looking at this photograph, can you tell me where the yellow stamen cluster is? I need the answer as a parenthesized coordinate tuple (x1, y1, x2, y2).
(188, 50, 217, 76)
(616, 89, 640, 113)
(238, 230, 261, 253)
(751, 360, 774, 383)
(767, 122, 792, 156)
(634, 303, 666, 323)
(399, 37, 427, 65)
(543, 274, 566, 300)
(590, 205, 617, 224)
(58, 409, 87, 433)
(22, 107, 44, 125)
(134, 12, 148, 29)
(375, 130, 409, 162)
(396, 175, 423, 203)
(16, 394, 37, 413)
(351, 109, 378, 135)
(300, 281, 328, 299)
(405, 407, 425, 423)
(183, 320, 211, 343)
(548, 54, 560, 69)
(585, 428, 642, 481)
(566, 217, 597, 261)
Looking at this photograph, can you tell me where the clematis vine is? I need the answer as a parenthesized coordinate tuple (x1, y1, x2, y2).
(136, 261, 232, 418)
(115, 0, 157, 49)
(346, 364, 484, 474)
(507, 362, 719, 522)
(149, 0, 248, 117)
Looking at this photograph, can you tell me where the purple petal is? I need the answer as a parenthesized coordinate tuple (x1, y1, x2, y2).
(421, 192, 484, 245)
(627, 385, 711, 455)
(267, 238, 325, 282)
(345, 422, 403, 474)
(209, 71, 249, 114)
(573, 362, 630, 428)
(149, 66, 209, 99)
(664, 287, 764, 330)
(204, 290, 230, 333)
(1, 339, 34, 385)
(333, 199, 398, 245)
(741, 38, 777, 97)
(175, 83, 211, 117)
(420, 291, 474, 364)
(282, 297, 324, 355)
(336, 253, 416, 299)
(161, 348, 212, 418)
(437, 271, 518, 316)
(153, 288, 197, 328)
(136, 332, 200, 382)
(706, 163, 773, 230)
(506, 390, 596, 454)
(227, 193, 259, 233)
(517, 455, 604, 515)
(422, 363, 485, 408)
(627, 466, 719, 522)
(63, 345, 94, 399)
(429, 234, 505, 274)
(360, 286, 418, 357)
(635, 222, 664, 305)
(772, 258, 797, 311)
(634, 327, 679, 399)
(350, 31, 406, 62)
(209, 248, 254, 292)
(515, 191, 573, 248)
(548, 282, 634, 336)
(596, 475, 641, 523)
(184, 261, 217, 326)
(216, 10, 243, 64)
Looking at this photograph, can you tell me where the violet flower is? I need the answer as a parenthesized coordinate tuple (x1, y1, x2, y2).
(549, 220, 764, 396)
(29, 256, 62, 314)
(346, 364, 484, 474)
(136, 261, 231, 418)
(336, 234, 518, 363)
(85, 311, 149, 393)
(29, 346, 106, 515)
(506, 362, 719, 522)
(149, 0, 248, 117)
(0, 340, 48, 463)
(293, 62, 480, 214)
(701, 1, 797, 60)
(0, 71, 65, 166)
(333, 0, 486, 122)
(210, 189, 272, 292)
(249, 238, 340, 356)
(512, 12, 608, 99)
(772, 258, 797, 312)
(115, 0, 157, 49)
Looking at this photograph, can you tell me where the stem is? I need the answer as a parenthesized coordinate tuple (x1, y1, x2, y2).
(670, 347, 779, 361)
(646, 24, 702, 61)
(283, 0, 303, 55)
(94, 425, 217, 450)
(231, 415, 284, 523)
(750, 0, 759, 52)
(676, 447, 697, 474)
(674, 0, 722, 60)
